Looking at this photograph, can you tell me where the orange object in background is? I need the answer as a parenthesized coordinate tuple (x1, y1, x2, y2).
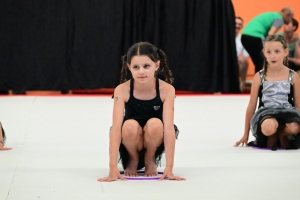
(232, 0, 300, 81)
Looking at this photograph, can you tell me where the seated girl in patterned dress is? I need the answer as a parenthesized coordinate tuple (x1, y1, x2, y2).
(235, 35, 300, 150)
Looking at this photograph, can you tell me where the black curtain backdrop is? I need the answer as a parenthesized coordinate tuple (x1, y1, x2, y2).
(0, 0, 240, 93)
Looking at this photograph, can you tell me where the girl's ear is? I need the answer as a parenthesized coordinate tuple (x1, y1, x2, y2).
(284, 48, 289, 57)
(156, 61, 160, 70)
(127, 64, 131, 71)
(262, 49, 266, 58)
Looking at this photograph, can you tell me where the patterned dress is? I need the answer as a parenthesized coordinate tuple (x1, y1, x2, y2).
(249, 69, 300, 150)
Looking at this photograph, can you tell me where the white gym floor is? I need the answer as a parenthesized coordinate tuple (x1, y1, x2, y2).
(1, 95, 300, 200)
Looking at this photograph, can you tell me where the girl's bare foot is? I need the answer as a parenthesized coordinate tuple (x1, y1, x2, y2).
(124, 158, 138, 176)
(144, 153, 157, 176)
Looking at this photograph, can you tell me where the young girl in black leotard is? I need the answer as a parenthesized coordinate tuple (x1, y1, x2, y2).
(98, 42, 185, 182)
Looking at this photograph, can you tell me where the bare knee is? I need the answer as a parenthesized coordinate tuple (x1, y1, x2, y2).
(122, 120, 141, 141)
(144, 118, 163, 139)
(261, 119, 278, 136)
(285, 122, 300, 135)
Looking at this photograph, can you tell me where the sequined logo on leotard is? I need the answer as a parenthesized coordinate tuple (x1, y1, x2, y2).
(153, 106, 160, 110)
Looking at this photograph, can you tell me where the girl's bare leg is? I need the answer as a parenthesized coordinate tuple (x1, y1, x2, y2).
(280, 122, 300, 149)
(261, 118, 278, 136)
(121, 120, 143, 176)
(143, 118, 163, 176)
(267, 134, 277, 148)
(261, 118, 278, 148)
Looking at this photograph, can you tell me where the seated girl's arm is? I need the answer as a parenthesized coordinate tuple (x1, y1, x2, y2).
(244, 73, 261, 134)
(292, 72, 300, 110)
(235, 73, 260, 146)
(109, 85, 127, 168)
(161, 85, 176, 170)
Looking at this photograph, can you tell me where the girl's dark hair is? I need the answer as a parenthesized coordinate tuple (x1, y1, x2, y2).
(119, 42, 174, 85)
(262, 35, 289, 76)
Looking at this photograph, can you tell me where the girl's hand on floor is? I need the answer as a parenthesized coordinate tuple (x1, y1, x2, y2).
(0, 144, 12, 150)
(97, 166, 126, 182)
(234, 135, 249, 147)
(159, 167, 186, 181)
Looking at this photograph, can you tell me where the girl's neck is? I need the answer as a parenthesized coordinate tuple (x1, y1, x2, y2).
(134, 78, 156, 92)
(267, 65, 285, 73)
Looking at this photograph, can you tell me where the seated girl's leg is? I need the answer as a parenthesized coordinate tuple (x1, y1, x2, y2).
(143, 118, 163, 176)
(284, 122, 300, 135)
(261, 118, 278, 148)
(280, 122, 300, 148)
(121, 120, 143, 176)
(261, 118, 278, 136)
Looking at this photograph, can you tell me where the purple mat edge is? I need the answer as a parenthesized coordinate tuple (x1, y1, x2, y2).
(119, 170, 164, 180)
(251, 146, 285, 150)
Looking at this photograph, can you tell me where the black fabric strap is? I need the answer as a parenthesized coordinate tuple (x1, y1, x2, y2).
(155, 78, 160, 97)
(130, 79, 134, 97)
(288, 69, 294, 85)
(259, 69, 264, 84)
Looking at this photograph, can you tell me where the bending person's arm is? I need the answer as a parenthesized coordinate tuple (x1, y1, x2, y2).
(268, 19, 284, 35)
